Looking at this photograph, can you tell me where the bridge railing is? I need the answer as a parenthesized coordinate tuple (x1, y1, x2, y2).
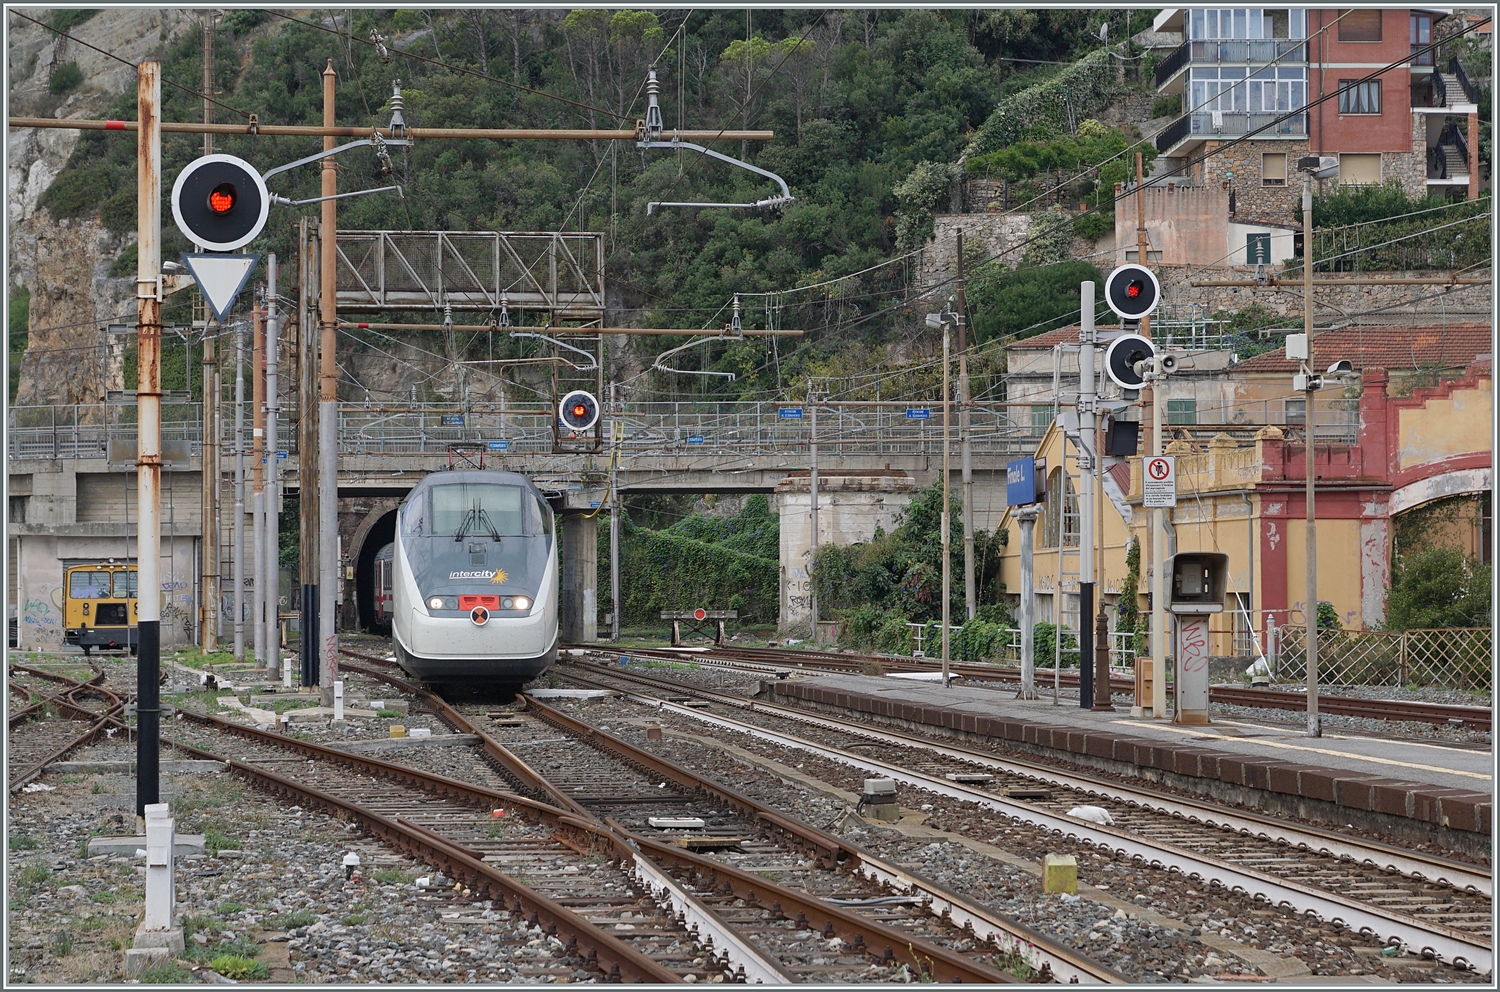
(11, 402, 1044, 461)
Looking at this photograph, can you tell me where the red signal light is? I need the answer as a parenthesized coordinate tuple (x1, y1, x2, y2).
(1127, 281, 1143, 298)
(208, 182, 237, 214)
(572, 403, 587, 418)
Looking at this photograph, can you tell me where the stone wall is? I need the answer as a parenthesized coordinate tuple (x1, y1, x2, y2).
(921, 212, 1032, 286)
(1155, 264, 1492, 323)
(1198, 137, 1308, 228)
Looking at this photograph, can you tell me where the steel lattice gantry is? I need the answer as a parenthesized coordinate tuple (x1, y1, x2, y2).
(334, 231, 605, 321)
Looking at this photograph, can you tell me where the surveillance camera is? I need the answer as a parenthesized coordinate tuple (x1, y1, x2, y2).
(1326, 359, 1354, 376)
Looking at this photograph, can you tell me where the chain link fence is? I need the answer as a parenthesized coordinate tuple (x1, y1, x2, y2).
(1274, 627, 1492, 693)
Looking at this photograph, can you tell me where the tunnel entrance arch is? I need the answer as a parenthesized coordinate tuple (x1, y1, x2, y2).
(354, 509, 399, 632)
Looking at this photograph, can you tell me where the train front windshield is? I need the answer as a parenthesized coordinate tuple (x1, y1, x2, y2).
(406, 484, 549, 538)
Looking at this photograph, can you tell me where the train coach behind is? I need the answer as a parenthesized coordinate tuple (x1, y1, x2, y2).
(390, 471, 558, 686)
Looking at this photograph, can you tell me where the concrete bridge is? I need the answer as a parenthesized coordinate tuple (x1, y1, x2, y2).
(8, 400, 1032, 649)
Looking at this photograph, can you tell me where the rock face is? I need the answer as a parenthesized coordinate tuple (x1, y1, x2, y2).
(7, 9, 194, 410)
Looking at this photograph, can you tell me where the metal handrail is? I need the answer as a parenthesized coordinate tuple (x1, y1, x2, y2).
(1154, 41, 1190, 87)
(1432, 69, 1449, 108)
(1449, 56, 1479, 105)
(1154, 113, 1191, 153)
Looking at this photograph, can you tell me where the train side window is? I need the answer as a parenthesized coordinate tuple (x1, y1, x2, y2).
(116, 571, 139, 599)
(530, 495, 553, 536)
(70, 571, 112, 599)
(403, 494, 427, 536)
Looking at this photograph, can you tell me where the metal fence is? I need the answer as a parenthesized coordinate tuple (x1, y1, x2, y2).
(1274, 626, 1492, 693)
(11, 401, 1043, 461)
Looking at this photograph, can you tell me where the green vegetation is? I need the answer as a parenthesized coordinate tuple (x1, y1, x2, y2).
(209, 955, 269, 981)
(813, 481, 1009, 653)
(9, 284, 28, 403)
(51, 930, 75, 957)
(215, 899, 246, 916)
(8, 833, 41, 851)
(50, 9, 100, 32)
(371, 869, 412, 885)
(964, 260, 1107, 343)
(139, 962, 194, 984)
(1385, 546, 1491, 631)
(277, 909, 318, 929)
(603, 493, 779, 626)
(1309, 182, 1489, 272)
(48, 61, 83, 95)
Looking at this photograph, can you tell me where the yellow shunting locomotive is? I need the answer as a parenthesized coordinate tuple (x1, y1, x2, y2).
(63, 560, 138, 655)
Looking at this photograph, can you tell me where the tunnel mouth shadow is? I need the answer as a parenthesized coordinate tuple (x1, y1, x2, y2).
(354, 510, 399, 633)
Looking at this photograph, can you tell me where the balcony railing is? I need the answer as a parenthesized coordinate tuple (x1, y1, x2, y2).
(1410, 44, 1434, 67)
(1155, 41, 1190, 87)
(1186, 38, 1305, 65)
(1154, 113, 1192, 153)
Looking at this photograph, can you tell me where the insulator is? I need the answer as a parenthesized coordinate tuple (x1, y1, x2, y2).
(644, 66, 663, 141)
(497, 296, 511, 329)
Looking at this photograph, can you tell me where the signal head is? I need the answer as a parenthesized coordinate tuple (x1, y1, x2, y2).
(1105, 334, 1155, 390)
(1104, 264, 1161, 321)
(558, 390, 600, 432)
(171, 154, 268, 252)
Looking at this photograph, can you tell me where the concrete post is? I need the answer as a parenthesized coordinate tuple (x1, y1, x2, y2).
(232, 318, 245, 661)
(1078, 282, 1097, 709)
(809, 381, 820, 638)
(141, 803, 174, 931)
(251, 302, 264, 668)
(560, 514, 598, 643)
(318, 60, 339, 702)
(1016, 505, 1040, 699)
(263, 255, 281, 680)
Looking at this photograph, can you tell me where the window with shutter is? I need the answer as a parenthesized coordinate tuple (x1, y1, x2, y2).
(1262, 152, 1287, 185)
(1339, 153, 1382, 185)
(1338, 9, 1382, 41)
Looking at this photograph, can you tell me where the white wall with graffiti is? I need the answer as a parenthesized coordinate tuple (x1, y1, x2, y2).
(13, 535, 198, 651)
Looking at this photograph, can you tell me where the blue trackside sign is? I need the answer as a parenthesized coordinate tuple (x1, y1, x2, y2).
(778, 408, 803, 419)
(487, 440, 509, 451)
(687, 435, 705, 445)
(906, 408, 932, 420)
(1007, 457, 1043, 506)
(441, 415, 464, 426)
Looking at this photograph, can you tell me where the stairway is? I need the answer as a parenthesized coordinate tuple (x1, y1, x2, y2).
(1439, 142, 1469, 178)
(1438, 72, 1465, 106)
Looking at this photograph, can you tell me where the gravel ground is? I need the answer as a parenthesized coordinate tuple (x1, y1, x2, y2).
(10, 739, 587, 983)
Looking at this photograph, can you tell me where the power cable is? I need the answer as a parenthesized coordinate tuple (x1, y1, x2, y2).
(11, 10, 254, 119)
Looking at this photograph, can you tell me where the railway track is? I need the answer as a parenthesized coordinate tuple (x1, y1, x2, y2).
(599, 644, 1493, 731)
(339, 649, 1125, 984)
(8, 662, 128, 792)
(556, 656, 1493, 975)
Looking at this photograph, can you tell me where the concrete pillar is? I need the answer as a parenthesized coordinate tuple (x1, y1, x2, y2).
(1468, 111, 1479, 200)
(560, 513, 597, 643)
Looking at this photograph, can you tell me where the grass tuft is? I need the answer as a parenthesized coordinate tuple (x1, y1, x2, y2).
(210, 955, 269, 980)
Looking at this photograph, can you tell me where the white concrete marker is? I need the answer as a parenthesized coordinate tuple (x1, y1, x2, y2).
(333, 680, 344, 721)
(141, 803, 174, 930)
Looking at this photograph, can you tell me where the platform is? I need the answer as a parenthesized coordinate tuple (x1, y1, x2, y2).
(762, 674, 1492, 851)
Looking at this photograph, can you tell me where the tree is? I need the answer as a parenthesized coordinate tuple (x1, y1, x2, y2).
(1384, 546, 1491, 630)
(964, 260, 1107, 343)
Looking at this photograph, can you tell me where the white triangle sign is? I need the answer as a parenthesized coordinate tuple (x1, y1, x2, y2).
(182, 253, 259, 323)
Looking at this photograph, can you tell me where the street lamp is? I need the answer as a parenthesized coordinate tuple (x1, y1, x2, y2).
(926, 306, 959, 688)
(1295, 154, 1337, 737)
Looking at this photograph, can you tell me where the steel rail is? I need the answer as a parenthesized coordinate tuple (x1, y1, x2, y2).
(615, 645, 1492, 730)
(575, 674, 1491, 972)
(521, 693, 1123, 984)
(163, 734, 681, 983)
(570, 661, 1492, 896)
(7, 663, 128, 791)
(340, 653, 1104, 982)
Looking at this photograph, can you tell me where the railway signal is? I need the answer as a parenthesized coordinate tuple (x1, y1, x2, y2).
(1104, 334, 1155, 390)
(171, 154, 269, 251)
(558, 390, 600, 433)
(1103, 264, 1160, 322)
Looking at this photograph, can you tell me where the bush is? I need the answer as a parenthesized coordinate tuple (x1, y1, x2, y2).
(1032, 622, 1079, 667)
(968, 47, 1122, 155)
(48, 62, 83, 95)
(1072, 211, 1112, 241)
(1151, 94, 1181, 119)
(1384, 545, 1491, 630)
(50, 10, 98, 32)
(965, 260, 1107, 343)
(209, 955, 269, 981)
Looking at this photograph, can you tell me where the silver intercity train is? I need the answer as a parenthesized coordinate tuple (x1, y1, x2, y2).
(390, 471, 559, 685)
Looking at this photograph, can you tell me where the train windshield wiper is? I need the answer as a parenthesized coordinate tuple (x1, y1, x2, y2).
(454, 501, 503, 542)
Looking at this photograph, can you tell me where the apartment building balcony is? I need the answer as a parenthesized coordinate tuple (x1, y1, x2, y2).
(1156, 110, 1308, 156)
(1413, 57, 1481, 111)
(1155, 38, 1307, 92)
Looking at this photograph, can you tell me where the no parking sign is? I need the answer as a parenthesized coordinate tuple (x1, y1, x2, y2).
(1142, 455, 1176, 508)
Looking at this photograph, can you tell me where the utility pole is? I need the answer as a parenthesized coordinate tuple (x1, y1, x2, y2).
(1137, 151, 1167, 722)
(299, 220, 320, 688)
(1303, 168, 1320, 738)
(263, 255, 282, 681)
(134, 59, 163, 817)
(956, 230, 975, 621)
(198, 12, 219, 654)
(941, 314, 952, 687)
(1077, 280, 1097, 710)
(609, 396, 621, 643)
(251, 299, 264, 667)
(232, 316, 245, 661)
(1016, 504, 1040, 699)
(318, 61, 340, 703)
(808, 379, 820, 639)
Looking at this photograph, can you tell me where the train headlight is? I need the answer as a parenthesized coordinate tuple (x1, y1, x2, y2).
(513, 596, 531, 611)
(428, 596, 443, 610)
(501, 597, 514, 610)
(427, 596, 457, 611)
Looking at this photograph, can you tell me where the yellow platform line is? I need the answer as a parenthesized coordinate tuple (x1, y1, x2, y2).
(1111, 720, 1492, 782)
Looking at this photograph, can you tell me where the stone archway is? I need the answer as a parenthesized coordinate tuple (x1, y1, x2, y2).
(344, 501, 401, 631)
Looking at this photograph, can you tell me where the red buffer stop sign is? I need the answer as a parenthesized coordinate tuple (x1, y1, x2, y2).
(693, 608, 707, 621)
